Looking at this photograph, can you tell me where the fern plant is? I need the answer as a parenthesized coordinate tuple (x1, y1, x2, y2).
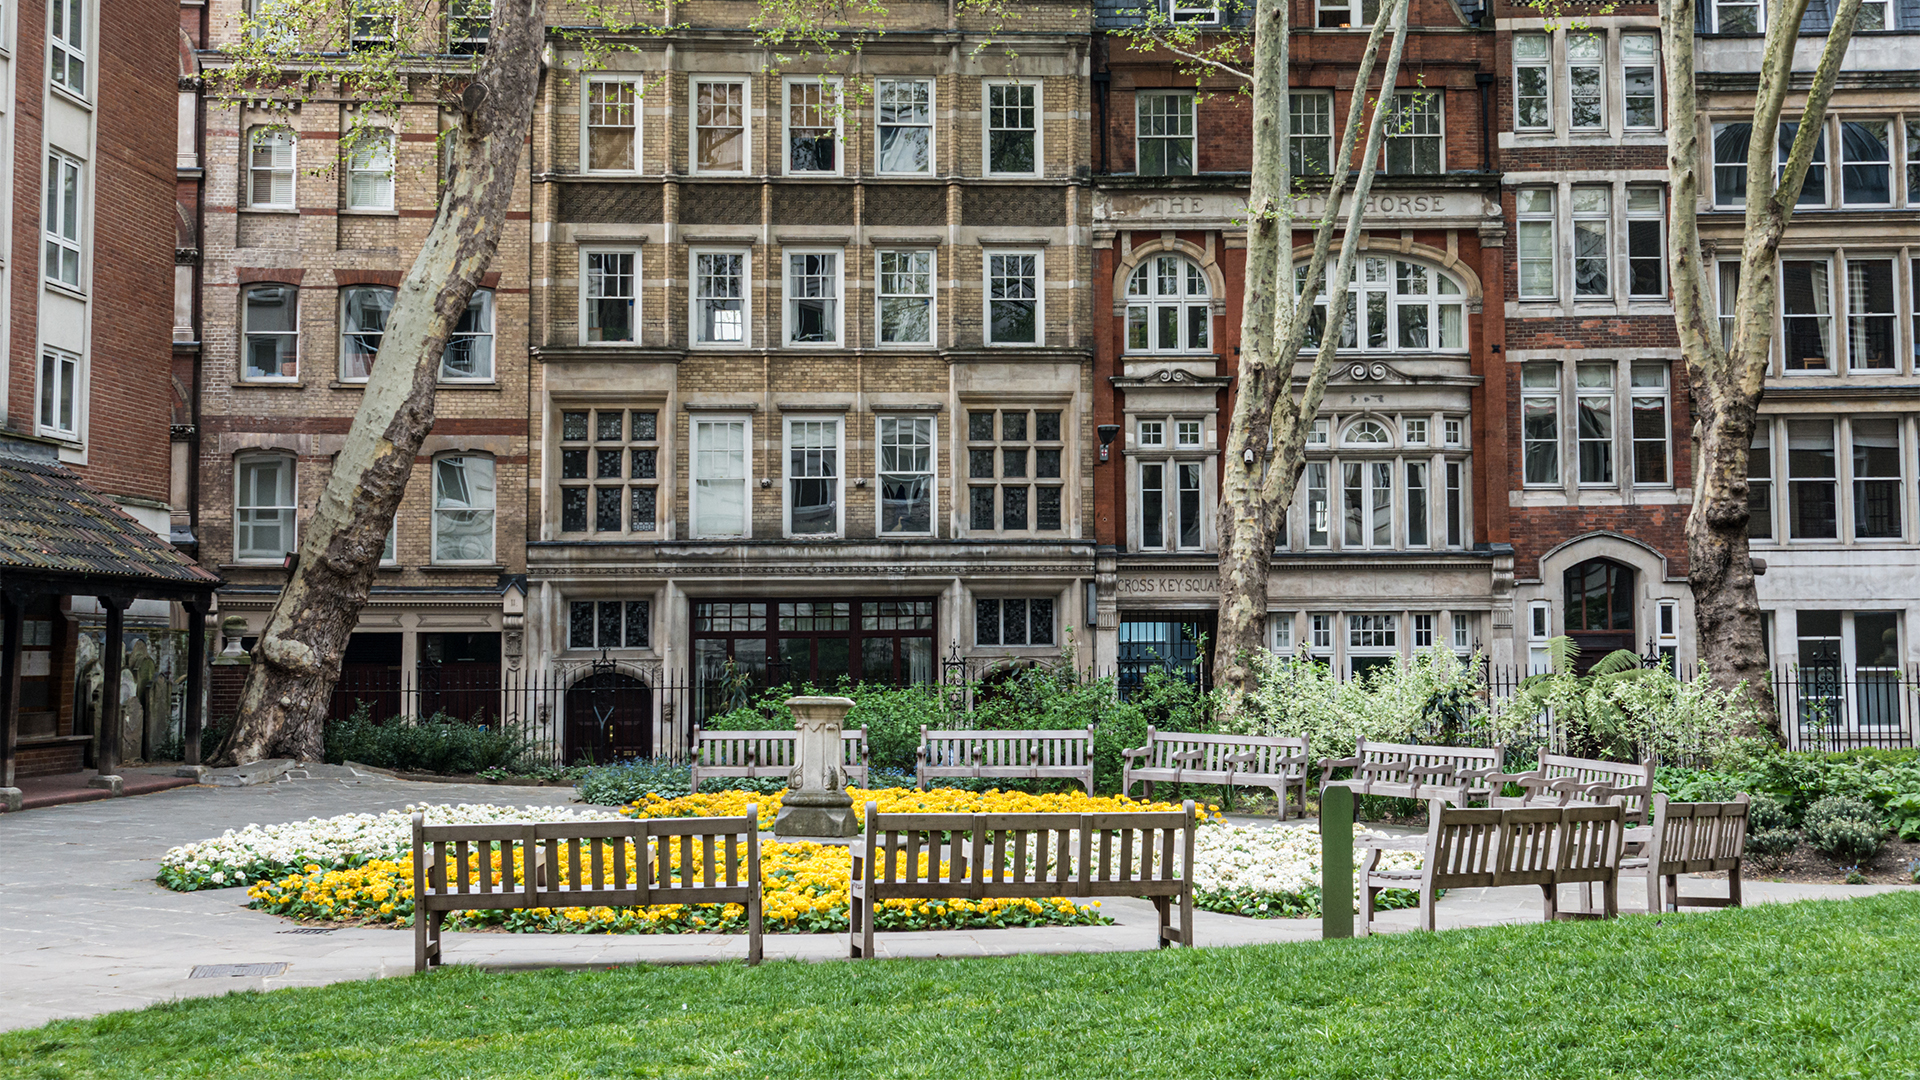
(1498, 636, 1656, 762)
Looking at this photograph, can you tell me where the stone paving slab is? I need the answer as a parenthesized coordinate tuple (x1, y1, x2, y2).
(1, 777, 1913, 1033)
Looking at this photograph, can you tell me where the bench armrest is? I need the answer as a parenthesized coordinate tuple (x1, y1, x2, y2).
(1321, 754, 1362, 771)
(1357, 760, 1410, 778)
(1454, 766, 1503, 783)
(1402, 764, 1457, 779)
(1121, 745, 1154, 760)
(1359, 831, 1425, 855)
(915, 745, 930, 763)
(1171, 749, 1208, 764)
(1223, 750, 1261, 765)
(1273, 751, 1312, 766)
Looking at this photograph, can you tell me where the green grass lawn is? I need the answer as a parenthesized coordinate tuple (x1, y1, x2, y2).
(6, 892, 1918, 1080)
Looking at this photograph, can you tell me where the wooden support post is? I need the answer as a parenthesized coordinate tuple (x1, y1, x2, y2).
(1321, 785, 1354, 940)
(90, 598, 127, 792)
(182, 601, 208, 768)
(1, 592, 21, 810)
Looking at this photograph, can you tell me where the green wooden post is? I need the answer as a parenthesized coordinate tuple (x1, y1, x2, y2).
(1321, 786, 1354, 939)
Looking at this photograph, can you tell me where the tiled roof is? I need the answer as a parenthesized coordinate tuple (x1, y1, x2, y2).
(0, 455, 219, 590)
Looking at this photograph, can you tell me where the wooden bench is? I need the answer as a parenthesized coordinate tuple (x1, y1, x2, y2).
(1360, 802, 1626, 934)
(1492, 754, 1656, 826)
(850, 799, 1196, 958)
(1121, 728, 1311, 816)
(411, 808, 763, 972)
(1319, 738, 1508, 810)
(688, 726, 870, 792)
(1621, 794, 1750, 913)
(915, 726, 1095, 792)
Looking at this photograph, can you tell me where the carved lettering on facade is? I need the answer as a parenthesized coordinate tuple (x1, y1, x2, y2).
(1117, 576, 1220, 596)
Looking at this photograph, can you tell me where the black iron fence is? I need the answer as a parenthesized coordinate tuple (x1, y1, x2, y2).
(323, 658, 1920, 769)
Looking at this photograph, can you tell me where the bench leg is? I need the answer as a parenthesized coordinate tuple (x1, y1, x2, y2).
(748, 886, 764, 966)
(849, 891, 865, 958)
(1727, 865, 1743, 909)
(1180, 888, 1194, 948)
(1603, 874, 1619, 920)
(1359, 885, 1375, 937)
(1664, 874, 1680, 912)
(1541, 883, 1559, 922)
(1418, 886, 1436, 932)
(1153, 895, 1172, 948)
(413, 902, 428, 973)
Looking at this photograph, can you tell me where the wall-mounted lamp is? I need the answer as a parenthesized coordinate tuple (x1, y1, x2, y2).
(1243, 447, 1256, 465)
(1096, 424, 1121, 463)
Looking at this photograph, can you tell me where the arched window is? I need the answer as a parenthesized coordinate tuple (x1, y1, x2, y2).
(1297, 255, 1468, 353)
(339, 285, 394, 381)
(432, 453, 496, 563)
(442, 289, 495, 381)
(1125, 254, 1211, 353)
(243, 284, 299, 380)
(1342, 419, 1391, 446)
(1563, 557, 1636, 667)
(248, 127, 295, 208)
(235, 453, 296, 561)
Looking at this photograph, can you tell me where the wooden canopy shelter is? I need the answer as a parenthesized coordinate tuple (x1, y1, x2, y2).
(0, 453, 219, 809)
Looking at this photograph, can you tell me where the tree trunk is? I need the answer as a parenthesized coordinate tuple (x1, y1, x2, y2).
(1214, 0, 1409, 712)
(1662, 0, 1861, 744)
(216, 4, 546, 765)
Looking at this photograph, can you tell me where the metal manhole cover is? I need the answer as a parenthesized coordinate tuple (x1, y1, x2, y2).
(190, 963, 288, 978)
(276, 928, 334, 935)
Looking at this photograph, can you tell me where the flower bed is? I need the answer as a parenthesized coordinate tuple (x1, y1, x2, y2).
(155, 804, 619, 892)
(622, 786, 1220, 829)
(1192, 824, 1425, 919)
(245, 840, 1105, 935)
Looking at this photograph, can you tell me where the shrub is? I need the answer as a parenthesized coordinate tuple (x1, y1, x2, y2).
(1747, 828, 1800, 858)
(1748, 793, 1792, 834)
(574, 758, 693, 804)
(153, 715, 234, 764)
(1804, 796, 1886, 863)
(1234, 647, 1492, 760)
(323, 706, 534, 775)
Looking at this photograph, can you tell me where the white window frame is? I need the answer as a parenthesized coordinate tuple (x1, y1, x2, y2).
(1270, 611, 1296, 654)
(1849, 416, 1904, 542)
(1289, 92, 1333, 177)
(1621, 33, 1662, 131)
(1412, 613, 1436, 648)
(1780, 255, 1835, 373)
(1516, 188, 1556, 300)
(691, 77, 749, 175)
(690, 248, 749, 347)
(1452, 612, 1472, 652)
(247, 126, 296, 210)
(1138, 419, 1165, 448)
(1566, 31, 1605, 131)
(242, 283, 300, 381)
(1626, 186, 1666, 299)
(583, 76, 642, 174)
(691, 416, 752, 539)
(1404, 417, 1429, 445)
(1304, 461, 1330, 547)
(1571, 186, 1610, 299)
(1135, 91, 1196, 177)
(337, 284, 395, 383)
(1170, 0, 1221, 25)
(876, 248, 936, 347)
(985, 249, 1043, 346)
(1575, 361, 1616, 486)
(877, 414, 936, 536)
(783, 76, 843, 177)
(1315, 0, 1379, 28)
(344, 129, 395, 211)
(875, 77, 934, 176)
(235, 452, 297, 563)
(42, 150, 82, 290)
(1299, 256, 1467, 353)
(37, 346, 81, 440)
(1906, 118, 1920, 208)
(1445, 418, 1463, 446)
(447, 0, 491, 51)
(442, 289, 495, 382)
(580, 247, 639, 345)
(49, 0, 86, 99)
(783, 415, 843, 538)
(1712, 0, 1763, 33)
(1125, 253, 1213, 353)
(1528, 601, 1553, 669)
(1630, 362, 1671, 488)
(1338, 459, 1396, 550)
(984, 80, 1042, 178)
(1384, 91, 1442, 175)
(1840, 119, 1893, 209)
(1513, 34, 1551, 132)
(1843, 254, 1897, 372)
(430, 453, 497, 565)
(783, 248, 843, 347)
(1521, 362, 1561, 487)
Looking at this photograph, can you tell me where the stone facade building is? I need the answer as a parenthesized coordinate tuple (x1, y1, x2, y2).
(523, 2, 1100, 756)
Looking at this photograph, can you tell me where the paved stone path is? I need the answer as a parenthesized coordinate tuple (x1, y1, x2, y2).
(2, 774, 1911, 1033)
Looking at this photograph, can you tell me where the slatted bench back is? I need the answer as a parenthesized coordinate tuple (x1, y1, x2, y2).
(858, 803, 1195, 900)
(919, 728, 1094, 770)
(1554, 803, 1626, 884)
(1142, 730, 1309, 774)
(1649, 794, 1750, 874)
(1425, 807, 1507, 889)
(1541, 754, 1655, 824)
(411, 809, 761, 912)
(692, 729, 869, 770)
(1359, 739, 1503, 777)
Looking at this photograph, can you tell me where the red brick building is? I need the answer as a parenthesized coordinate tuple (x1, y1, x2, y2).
(0, 0, 215, 793)
(1091, 0, 1516, 679)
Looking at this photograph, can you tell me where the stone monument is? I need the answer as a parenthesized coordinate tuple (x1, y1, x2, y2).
(772, 695, 859, 838)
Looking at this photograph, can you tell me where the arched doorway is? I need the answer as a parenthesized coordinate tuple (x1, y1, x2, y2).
(1563, 558, 1636, 671)
(564, 669, 654, 764)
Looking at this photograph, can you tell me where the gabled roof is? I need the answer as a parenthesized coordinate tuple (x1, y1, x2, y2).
(0, 454, 219, 592)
